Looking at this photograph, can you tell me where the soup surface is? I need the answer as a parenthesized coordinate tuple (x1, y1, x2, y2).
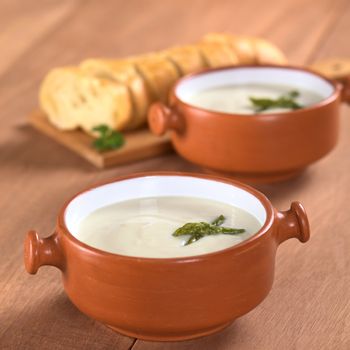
(185, 83, 323, 114)
(76, 196, 262, 258)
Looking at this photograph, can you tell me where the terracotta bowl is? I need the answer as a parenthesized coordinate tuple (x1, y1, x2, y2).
(148, 65, 350, 183)
(24, 172, 310, 341)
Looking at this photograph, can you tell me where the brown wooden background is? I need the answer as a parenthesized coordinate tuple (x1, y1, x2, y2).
(0, 0, 349, 349)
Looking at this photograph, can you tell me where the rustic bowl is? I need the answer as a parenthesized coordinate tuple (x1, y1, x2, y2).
(148, 65, 350, 183)
(24, 172, 310, 341)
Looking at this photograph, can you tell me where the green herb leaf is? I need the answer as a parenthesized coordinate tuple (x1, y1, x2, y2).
(288, 90, 300, 98)
(211, 214, 225, 226)
(172, 215, 245, 246)
(249, 90, 303, 112)
(92, 124, 125, 152)
(93, 125, 109, 135)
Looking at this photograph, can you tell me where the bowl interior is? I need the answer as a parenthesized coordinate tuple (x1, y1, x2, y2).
(64, 175, 267, 238)
(176, 66, 335, 107)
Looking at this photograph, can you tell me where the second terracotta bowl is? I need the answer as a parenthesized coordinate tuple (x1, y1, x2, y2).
(24, 172, 310, 341)
(148, 65, 349, 183)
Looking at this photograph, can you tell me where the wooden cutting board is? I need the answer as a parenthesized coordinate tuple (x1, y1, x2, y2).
(29, 110, 172, 168)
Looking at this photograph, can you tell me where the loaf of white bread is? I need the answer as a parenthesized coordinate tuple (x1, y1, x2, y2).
(39, 33, 287, 134)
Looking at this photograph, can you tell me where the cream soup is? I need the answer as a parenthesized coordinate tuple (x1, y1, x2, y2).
(186, 84, 323, 114)
(76, 196, 261, 258)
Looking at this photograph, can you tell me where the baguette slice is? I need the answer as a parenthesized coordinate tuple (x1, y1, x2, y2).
(134, 53, 180, 103)
(310, 58, 350, 80)
(251, 38, 287, 65)
(202, 33, 256, 64)
(81, 59, 151, 129)
(197, 41, 239, 67)
(162, 45, 207, 75)
(39, 67, 132, 133)
(39, 67, 80, 129)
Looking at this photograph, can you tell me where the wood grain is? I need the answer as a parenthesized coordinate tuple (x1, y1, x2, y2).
(0, 0, 349, 349)
(0, 0, 81, 76)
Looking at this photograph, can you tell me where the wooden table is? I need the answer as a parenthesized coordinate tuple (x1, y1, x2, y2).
(1, 0, 349, 349)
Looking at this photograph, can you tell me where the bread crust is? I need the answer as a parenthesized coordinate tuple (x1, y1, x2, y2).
(202, 33, 256, 64)
(310, 58, 350, 79)
(251, 38, 287, 65)
(134, 53, 180, 103)
(81, 59, 150, 129)
(162, 45, 207, 75)
(202, 33, 287, 65)
(197, 41, 239, 67)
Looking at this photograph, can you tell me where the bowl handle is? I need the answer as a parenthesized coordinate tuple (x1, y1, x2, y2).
(275, 202, 310, 244)
(340, 76, 350, 104)
(24, 230, 64, 274)
(148, 102, 184, 136)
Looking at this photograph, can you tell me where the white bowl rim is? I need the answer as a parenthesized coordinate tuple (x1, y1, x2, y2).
(58, 172, 276, 262)
(173, 64, 339, 118)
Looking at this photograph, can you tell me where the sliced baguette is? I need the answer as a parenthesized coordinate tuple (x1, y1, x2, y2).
(202, 33, 256, 64)
(39, 66, 132, 133)
(197, 41, 239, 67)
(251, 38, 287, 65)
(134, 53, 180, 103)
(162, 45, 207, 75)
(202, 34, 287, 65)
(39, 67, 80, 130)
(80, 59, 151, 129)
(310, 58, 350, 80)
(40, 33, 288, 134)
